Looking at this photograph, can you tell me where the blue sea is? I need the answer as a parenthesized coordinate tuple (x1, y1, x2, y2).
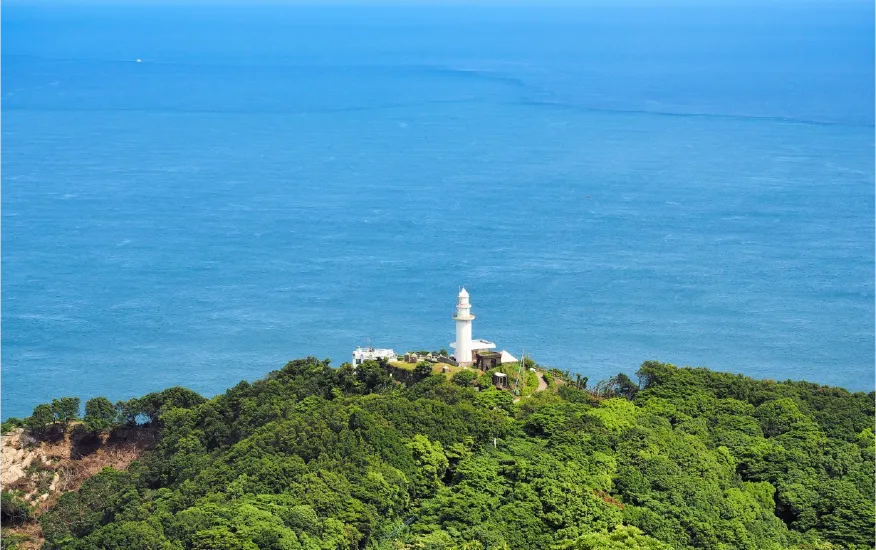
(2, 3, 874, 419)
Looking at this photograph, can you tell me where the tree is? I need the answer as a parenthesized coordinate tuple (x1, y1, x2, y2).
(451, 370, 478, 387)
(50, 397, 80, 428)
(192, 528, 258, 550)
(407, 434, 449, 497)
(556, 525, 673, 549)
(414, 362, 434, 377)
(26, 357, 876, 550)
(40, 468, 138, 546)
(139, 387, 206, 424)
(614, 373, 639, 400)
(83, 397, 118, 434)
(755, 398, 807, 438)
(474, 386, 514, 412)
(116, 399, 142, 427)
(635, 361, 675, 389)
(71, 521, 178, 550)
(338, 360, 393, 394)
(25, 403, 55, 435)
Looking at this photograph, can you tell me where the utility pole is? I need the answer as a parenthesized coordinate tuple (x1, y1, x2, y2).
(514, 349, 525, 396)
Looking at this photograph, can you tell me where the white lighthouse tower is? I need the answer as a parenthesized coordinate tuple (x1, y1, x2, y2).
(453, 287, 475, 366)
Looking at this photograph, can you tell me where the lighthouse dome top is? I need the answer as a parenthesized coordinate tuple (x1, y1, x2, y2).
(458, 287, 469, 298)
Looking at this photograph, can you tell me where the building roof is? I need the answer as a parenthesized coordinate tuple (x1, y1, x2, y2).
(450, 339, 496, 350)
(471, 339, 496, 350)
(499, 350, 518, 363)
(458, 287, 469, 298)
(353, 347, 396, 356)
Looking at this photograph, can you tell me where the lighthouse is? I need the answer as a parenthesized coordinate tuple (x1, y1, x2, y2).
(453, 288, 475, 365)
(447, 288, 509, 368)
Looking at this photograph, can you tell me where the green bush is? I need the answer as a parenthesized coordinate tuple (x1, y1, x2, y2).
(451, 369, 478, 387)
(0, 531, 31, 550)
(542, 371, 554, 388)
(414, 361, 434, 376)
(0, 418, 24, 434)
(1, 491, 31, 526)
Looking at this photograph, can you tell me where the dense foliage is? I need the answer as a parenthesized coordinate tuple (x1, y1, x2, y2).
(19, 359, 876, 549)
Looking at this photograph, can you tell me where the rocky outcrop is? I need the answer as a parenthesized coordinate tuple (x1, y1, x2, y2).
(1, 430, 59, 503)
(1, 426, 156, 549)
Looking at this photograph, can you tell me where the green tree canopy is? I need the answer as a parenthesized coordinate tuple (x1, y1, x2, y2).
(50, 397, 80, 427)
(83, 397, 118, 434)
(29, 358, 874, 550)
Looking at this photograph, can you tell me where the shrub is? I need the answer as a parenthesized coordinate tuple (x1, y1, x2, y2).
(1, 491, 32, 526)
(451, 370, 478, 387)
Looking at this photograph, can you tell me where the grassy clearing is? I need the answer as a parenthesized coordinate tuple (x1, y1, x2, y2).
(389, 361, 474, 380)
(389, 361, 417, 371)
(431, 363, 474, 377)
(481, 363, 542, 397)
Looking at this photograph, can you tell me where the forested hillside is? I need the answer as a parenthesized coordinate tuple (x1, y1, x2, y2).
(3, 359, 873, 550)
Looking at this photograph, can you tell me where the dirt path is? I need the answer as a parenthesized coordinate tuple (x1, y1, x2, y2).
(536, 371, 548, 392)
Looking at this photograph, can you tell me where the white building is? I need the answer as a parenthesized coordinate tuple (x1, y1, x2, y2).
(352, 347, 397, 366)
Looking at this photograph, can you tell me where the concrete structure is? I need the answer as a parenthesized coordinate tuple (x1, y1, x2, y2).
(475, 351, 502, 370)
(404, 352, 440, 364)
(492, 372, 508, 388)
(451, 288, 476, 366)
(470, 339, 497, 353)
(352, 347, 397, 366)
(476, 350, 519, 370)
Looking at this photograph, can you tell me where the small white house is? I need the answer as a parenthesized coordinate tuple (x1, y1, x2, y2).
(352, 347, 397, 366)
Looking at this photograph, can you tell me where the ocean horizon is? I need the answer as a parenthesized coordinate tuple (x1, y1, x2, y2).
(2, 2, 874, 419)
